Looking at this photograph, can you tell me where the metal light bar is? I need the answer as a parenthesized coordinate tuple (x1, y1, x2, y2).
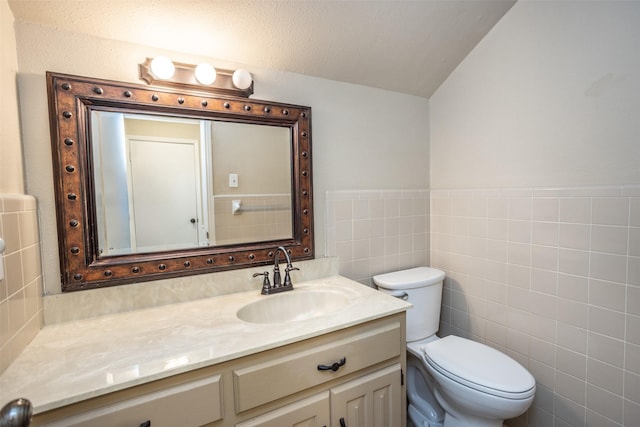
(139, 57, 254, 97)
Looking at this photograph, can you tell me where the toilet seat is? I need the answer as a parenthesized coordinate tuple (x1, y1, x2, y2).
(421, 336, 536, 400)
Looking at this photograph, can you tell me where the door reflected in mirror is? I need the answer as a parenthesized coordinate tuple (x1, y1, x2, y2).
(91, 112, 293, 256)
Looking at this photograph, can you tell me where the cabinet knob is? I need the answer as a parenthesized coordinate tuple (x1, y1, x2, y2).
(139, 421, 151, 427)
(339, 418, 346, 427)
(0, 398, 32, 427)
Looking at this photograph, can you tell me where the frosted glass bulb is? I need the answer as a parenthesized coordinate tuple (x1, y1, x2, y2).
(195, 63, 217, 85)
(150, 56, 175, 80)
(232, 69, 252, 90)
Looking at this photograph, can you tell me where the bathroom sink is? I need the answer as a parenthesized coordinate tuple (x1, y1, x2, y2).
(236, 286, 356, 324)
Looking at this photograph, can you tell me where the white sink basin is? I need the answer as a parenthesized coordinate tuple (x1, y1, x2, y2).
(236, 286, 357, 324)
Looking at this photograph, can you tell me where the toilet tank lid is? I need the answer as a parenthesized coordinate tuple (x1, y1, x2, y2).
(373, 267, 445, 290)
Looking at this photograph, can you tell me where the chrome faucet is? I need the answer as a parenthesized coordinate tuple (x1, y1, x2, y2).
(253, 246, 299, 295)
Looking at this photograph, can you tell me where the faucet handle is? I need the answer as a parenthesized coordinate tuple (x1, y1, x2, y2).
(283, 265, 299, 288)
(253, 271, 271, 294)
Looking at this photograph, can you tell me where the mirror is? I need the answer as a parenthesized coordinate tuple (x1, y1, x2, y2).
(47, 72, 313, 291)
(91, 112, 292, 255)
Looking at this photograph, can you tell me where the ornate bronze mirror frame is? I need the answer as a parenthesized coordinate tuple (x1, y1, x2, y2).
(47, 72, 313, 291)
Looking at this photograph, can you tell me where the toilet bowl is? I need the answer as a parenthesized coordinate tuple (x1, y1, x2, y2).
(406, 343, 444, 427)
(374, 267, 536, 427)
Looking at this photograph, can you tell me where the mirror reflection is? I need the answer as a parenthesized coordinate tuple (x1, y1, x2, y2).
(91, 111, 292, 256)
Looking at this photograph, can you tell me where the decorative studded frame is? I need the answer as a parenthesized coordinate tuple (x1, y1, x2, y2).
(47, 72, 313, 291)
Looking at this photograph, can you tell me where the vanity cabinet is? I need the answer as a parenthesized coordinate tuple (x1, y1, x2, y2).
(32, 314, 406, 427)
(236, 364, 401, 427)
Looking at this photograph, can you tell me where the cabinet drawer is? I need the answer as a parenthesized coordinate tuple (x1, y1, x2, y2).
(234, 321, 401, 413)
(46, 375, 223, 427)
(235, 392, 330, 427)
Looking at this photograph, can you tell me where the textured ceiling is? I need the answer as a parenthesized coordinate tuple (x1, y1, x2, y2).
(8, 0, 516, 98)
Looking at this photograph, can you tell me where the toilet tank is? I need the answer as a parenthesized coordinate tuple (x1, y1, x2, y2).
(373, 267, 445, 342)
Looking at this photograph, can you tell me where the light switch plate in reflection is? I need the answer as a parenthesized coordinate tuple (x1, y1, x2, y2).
(229, 173, 239, 188)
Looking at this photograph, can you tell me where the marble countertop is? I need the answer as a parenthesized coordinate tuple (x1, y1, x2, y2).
(0, 276, 410, 414)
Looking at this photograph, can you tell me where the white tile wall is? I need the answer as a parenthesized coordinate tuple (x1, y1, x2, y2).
(325, 185, 640, 426)
(431, 185, 640, 427)
(325, 190, 429, 286)
(0, 194, 43, 374)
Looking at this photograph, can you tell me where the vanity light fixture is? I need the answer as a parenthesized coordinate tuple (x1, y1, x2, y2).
(194, 63, 217, 85)
(149, 56, 176, 80)
(232, 69, 252, 90)
(139, 57, 254, 97)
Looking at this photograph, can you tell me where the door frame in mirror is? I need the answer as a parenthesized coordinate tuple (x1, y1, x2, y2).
(47, 72, 314, 292)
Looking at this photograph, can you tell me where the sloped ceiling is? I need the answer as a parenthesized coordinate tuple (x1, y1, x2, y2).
(8, 0, 516, 98)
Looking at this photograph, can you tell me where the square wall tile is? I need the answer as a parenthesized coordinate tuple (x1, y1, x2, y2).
(559, 197, 591, 224)
(533, 197, 559, 222)
(591, 225, 628, 255)
(586, 384, 623, 424)
(592, 197, 629, 226)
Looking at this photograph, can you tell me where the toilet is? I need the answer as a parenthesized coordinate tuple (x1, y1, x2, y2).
(374, 267, 536, 427)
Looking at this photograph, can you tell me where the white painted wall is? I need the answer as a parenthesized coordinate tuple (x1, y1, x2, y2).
(430, 0, 640, 189)
(0, 0, 23, 193)
(0, 0, 42, 373)
(13, 23, 429, 294)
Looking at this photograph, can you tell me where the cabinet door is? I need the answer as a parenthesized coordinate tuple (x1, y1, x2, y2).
(236, 392, 330, 427)
(330, 364, 401, 427)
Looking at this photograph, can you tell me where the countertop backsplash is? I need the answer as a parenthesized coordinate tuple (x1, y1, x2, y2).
(42, 257, 338, 324)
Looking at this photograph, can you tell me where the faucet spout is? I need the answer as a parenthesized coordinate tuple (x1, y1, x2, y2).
(274, 246, 292, 269)
(272, 246, 292, 287)
(273, 246, 299, 291)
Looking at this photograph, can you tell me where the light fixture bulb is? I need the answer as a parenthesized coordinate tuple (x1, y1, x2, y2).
(232, 69, 252, 90)
(150, 56, 175, 80)
(194, 63, 217, 85)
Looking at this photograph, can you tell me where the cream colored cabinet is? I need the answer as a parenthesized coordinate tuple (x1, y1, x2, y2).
(235, 392, 330, 427)
(33, 314, 406, 427)
(232, 315, 404, 427)
(235, 364, 401, 427)
(43, 375, 223, 427)
(330, 364, 401, 427)
(232, 319, 401, 413)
